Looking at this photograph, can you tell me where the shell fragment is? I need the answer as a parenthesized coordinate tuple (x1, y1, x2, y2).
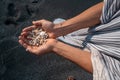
(26, 28, 49, 46)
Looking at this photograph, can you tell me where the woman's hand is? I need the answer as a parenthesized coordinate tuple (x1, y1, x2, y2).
(19, 33, 57, 55)
(22, 19, 58, 38)
(18, 19, 63, 54)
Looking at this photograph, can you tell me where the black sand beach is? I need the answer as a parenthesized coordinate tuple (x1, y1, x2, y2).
(0, 0, 102, 80)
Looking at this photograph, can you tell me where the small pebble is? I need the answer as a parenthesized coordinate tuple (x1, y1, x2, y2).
(26, 28, 49, 46)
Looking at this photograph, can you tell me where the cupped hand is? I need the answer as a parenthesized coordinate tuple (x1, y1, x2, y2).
(19, 33, 57, 55)
(19, 19, 60, 55)
(22, 19, 57, 38)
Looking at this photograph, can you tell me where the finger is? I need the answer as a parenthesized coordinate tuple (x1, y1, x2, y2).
(20, 32, 29, 37)
(19, 35, 25, 41)
(19, 35, 28, 44)
(19, 34, 26, 40)
(22, 43, 27, 48)
(22, 25, 36, 32)
(19, 36, 22, 39)
(19, 39, 29, 48)
(32, 19, 46, 26)
(20, 33, 33, 40)
(32, 20, 41, 26)
(19, 40, 24, 46)
(19, 39, 26, 46)
(26, 46, 34, 53)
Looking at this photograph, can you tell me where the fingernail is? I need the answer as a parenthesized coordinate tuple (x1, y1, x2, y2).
(26, 48, 28, 51)
(32, 21, 35, 23)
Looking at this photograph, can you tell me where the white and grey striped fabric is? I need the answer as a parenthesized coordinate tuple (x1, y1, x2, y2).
(56, 0, 120, 80)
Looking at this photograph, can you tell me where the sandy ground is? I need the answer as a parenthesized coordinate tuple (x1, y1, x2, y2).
(0, 0, 102, 80)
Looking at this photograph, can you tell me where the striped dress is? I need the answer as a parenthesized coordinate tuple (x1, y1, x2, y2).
(56, 0, 120, 80)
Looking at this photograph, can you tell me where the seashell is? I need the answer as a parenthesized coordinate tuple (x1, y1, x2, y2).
(26, 28, 49, 46)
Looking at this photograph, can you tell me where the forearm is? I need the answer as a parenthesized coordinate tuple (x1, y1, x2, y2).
(53, 41, 93, 73)
(54, 2, 103, 37)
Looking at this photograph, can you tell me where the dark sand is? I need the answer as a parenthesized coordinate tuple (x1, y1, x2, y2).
(0, 0, 102, 80)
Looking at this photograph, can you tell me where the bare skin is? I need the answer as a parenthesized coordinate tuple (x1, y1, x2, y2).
(19, 2, 103, 73)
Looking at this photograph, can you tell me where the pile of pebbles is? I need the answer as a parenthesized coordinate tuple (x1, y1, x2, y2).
(26, 28, 49, 46)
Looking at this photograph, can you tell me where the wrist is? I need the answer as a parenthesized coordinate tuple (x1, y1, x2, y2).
(52, 41, 66, 55)
(52, 40, 60, 53)
(53, 23, 63, 37)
